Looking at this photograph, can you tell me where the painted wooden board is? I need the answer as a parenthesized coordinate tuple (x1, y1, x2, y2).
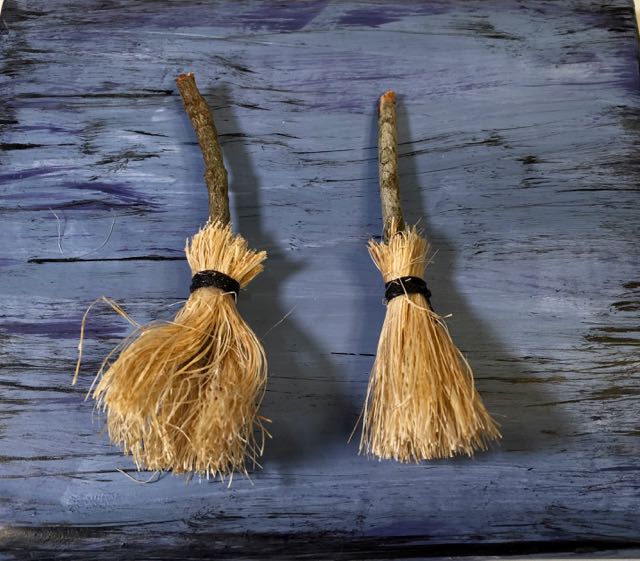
(0, 0, 639, 558)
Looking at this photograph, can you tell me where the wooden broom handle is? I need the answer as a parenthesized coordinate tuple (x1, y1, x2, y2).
(378, 90, 405, 241)
(176, 72, 231, 226)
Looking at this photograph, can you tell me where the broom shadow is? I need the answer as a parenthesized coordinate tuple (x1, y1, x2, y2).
(204, 85, 354, 472)
(354, 94, 567, 455)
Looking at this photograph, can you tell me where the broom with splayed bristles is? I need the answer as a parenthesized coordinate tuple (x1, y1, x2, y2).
(73, 72, 268, 479)
(358, 91, 500, 462)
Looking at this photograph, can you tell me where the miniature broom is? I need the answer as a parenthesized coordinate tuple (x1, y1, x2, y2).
(359, 91, 500, 462)
(74, 73, 268, 479)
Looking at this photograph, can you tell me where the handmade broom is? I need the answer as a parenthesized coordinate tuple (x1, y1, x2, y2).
(359, 91, 500, 462)
(73, 73, 268, 479)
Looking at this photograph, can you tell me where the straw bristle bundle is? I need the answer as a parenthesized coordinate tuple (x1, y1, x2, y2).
(360, 223, 500, 462)
(91, 221, 268, 479)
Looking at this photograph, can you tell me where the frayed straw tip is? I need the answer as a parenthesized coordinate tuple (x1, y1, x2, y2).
(379, 90, 396, 110)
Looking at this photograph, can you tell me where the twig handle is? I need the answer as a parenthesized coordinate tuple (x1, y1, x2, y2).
(176, 72, 230, 225)
(378, 91, 405, 241)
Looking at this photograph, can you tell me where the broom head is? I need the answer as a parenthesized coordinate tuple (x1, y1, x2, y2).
(91, 221, 268, 479)
(360, 221, 500, 461)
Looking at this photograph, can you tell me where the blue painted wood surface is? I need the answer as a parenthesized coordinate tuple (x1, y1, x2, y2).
(1, 0, 639, 558)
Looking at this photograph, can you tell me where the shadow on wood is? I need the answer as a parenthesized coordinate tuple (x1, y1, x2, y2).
(198, 84, 357, 472)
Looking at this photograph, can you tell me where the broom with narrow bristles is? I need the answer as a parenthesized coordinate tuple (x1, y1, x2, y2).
(73, 72, 268, 479)
(359, 91, 500, 462)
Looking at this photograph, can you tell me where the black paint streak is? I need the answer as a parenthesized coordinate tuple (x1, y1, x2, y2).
(95, 151, 160, 166)
(0, 532, 638, 561)
(28, 255, 185, 264)
(589, 386, 640, 400)
(585, 334, 639, 346)
(0, 142, 43, 150)
(236, 102, 268, 111)
(611, 299, 640, 312)
(331, 352, 375, 357)
(14, 90, 173, 99)
(124, 129, 168, 138)
(518, 155, 544, 165)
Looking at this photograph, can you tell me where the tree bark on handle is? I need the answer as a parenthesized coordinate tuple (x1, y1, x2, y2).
(176, 72, 231, 226)
(378, 90, 405, 241)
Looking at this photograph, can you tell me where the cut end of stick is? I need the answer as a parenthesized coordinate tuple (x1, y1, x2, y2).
(176, 71, 195, 85)
(379, 90, 396, 111)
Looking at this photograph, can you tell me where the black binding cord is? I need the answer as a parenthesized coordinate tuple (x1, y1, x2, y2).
(190, 269, 240, 298)
(385, 276, 431, 304)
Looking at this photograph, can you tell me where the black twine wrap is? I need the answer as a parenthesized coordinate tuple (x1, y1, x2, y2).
(190, 269, 240, 298)
(385, 276, 432, 304)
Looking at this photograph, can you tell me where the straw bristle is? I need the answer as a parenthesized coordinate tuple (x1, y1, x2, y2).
(360, 223, 500, 462)
(91, 221, 268, 479)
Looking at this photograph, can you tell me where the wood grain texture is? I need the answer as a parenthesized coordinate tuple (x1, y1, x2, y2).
(0, 0, 639, 558)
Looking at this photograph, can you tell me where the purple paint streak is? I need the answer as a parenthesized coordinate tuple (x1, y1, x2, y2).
(338, 2, 450, 27)
(238, 0, 330, 31)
